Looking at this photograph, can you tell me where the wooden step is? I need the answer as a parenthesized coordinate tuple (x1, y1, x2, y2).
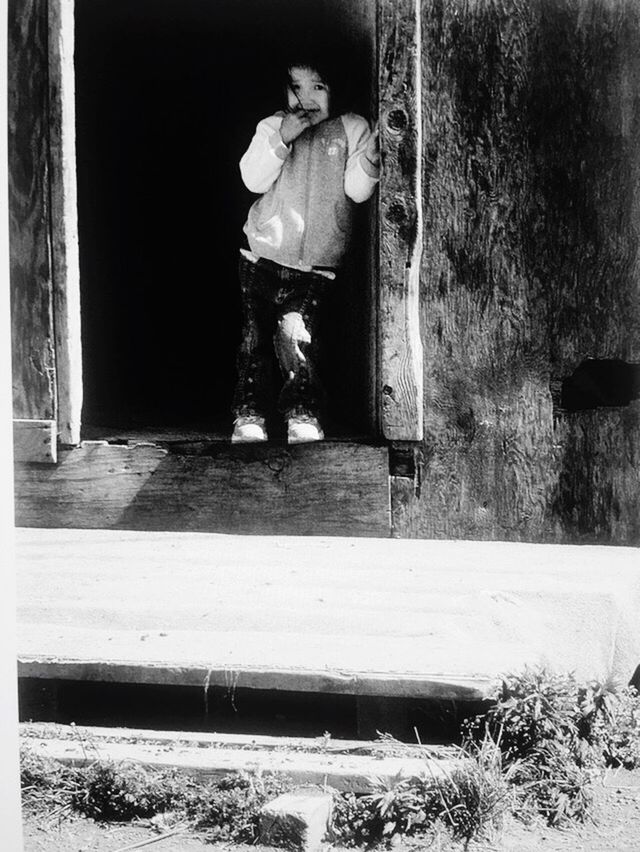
(15, 528, 640, 706)
(20, 723, 461, 793)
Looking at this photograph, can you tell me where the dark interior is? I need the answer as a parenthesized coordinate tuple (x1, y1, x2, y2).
(75, 0, 377, 439)
(561, 359, 640, 412)
(19, 678, 488, 743)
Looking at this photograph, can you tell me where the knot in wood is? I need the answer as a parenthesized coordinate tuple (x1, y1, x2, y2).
(266, 454, 288, 475)
(385, 201, 407, 225)
(386, 108, 408, 133)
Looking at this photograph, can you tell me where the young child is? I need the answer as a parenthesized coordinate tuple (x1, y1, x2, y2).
(232, 56, 380, 444)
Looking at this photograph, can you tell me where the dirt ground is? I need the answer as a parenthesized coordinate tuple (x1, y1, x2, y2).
(20, 769, 640, 852)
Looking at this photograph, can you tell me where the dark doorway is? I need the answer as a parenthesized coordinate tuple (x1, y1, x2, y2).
(75, 0, 376, 439)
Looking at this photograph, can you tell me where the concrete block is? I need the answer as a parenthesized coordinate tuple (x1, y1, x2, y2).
(259, 786, 332, 851)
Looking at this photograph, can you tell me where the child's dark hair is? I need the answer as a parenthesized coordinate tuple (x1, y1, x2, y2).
(280, 39, 354, 116)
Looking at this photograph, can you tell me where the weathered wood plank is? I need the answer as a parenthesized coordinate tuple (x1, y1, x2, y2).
(20, 728, 458, 792)
(18, 659, 487, 702)
(390, 474, 421, 539)
(19, 723, 457, 757)
(548, 404, 640, 544)
(13, 419, 56, 463)
(378, 0, 424, 441)
(48, 0, 82, 446)
(8, 0, 56, 421)
(14, 441, 390, 537)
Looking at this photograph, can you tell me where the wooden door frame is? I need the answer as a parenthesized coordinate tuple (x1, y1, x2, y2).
(16, 0, 423, 455)
(10, 0, 81, 461)
(377, 0, 424, 443)
(49, 0, 82, 447)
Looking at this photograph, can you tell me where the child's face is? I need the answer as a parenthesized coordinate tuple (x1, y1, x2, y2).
(286, 66, 331, 124)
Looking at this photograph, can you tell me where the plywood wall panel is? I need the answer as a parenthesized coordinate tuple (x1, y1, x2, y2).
(549, 404, 640, 544)
(396, 0, 640, 543)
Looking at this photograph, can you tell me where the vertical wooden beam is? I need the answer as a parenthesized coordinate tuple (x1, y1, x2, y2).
(8, 0, 56, 424)
(48, 0, 82, 446)
(378, 0, 424, 441)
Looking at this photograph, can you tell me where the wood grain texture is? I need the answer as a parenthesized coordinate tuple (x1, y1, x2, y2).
(8, 0, 56, 421)
(18, 723, 457, 755)
(13, 419, 56, 463)
(548, 403, 640, 544)
(20, 728, 459, 792)
(14, 442, 390, 537)
(395, 0, 640, 544)
(378, 0, 424, 441)
(48, 0, 82, 445)
(18, 660, 485, 702)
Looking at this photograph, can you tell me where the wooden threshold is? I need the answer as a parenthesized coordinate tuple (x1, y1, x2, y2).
(14, 439, 390, 537)
(79, 424, 378, 446)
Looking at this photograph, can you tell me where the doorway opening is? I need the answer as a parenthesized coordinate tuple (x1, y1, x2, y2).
(75, 0, 377, 441)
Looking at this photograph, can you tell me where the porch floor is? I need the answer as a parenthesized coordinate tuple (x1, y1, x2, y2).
(15, 528, 640, 703)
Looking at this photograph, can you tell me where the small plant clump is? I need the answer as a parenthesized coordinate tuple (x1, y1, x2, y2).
(464, 668, 640, 827)
(332, 777, 437, 847)
(71, 761, 188, 821)
(21, 749, 78, 817)
(21, 748, 71, 797)
(465, 669, 586, 764)
(21, 752, 199, 823)
(184, 773, 291, 843)
(580, 682, 640, 769)
(20, 750, 293, 845)
(332, 737, 511, 847)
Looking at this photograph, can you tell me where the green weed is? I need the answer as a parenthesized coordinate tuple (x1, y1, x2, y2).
(71, 761, 188, 821)
(184, 772, 291, 843)
(21, 748, 292, 843)
(580, 682, 640, 769)
(332, 736, 511, 847)
(20, 749, 78, 817)
(464, 667, 605, 826)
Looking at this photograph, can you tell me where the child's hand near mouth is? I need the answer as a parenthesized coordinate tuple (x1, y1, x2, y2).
(280, 106, 313, 144)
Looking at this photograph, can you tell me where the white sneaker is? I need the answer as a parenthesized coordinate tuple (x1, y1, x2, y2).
(287, 415, 324, 444)
(232, 415, 267, 443)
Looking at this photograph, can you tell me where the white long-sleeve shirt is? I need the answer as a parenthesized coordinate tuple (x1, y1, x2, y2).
(240, 112, 379, 268)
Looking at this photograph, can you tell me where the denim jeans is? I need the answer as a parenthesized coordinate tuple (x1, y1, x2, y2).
(232, 253, 332, 421)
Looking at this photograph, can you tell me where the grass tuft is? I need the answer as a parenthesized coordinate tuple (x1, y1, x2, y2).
(464, 667, 639, 826)
(70, 761, 187, 821)
(184, 772, 291, 843)
(332, 736, 511, 847)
